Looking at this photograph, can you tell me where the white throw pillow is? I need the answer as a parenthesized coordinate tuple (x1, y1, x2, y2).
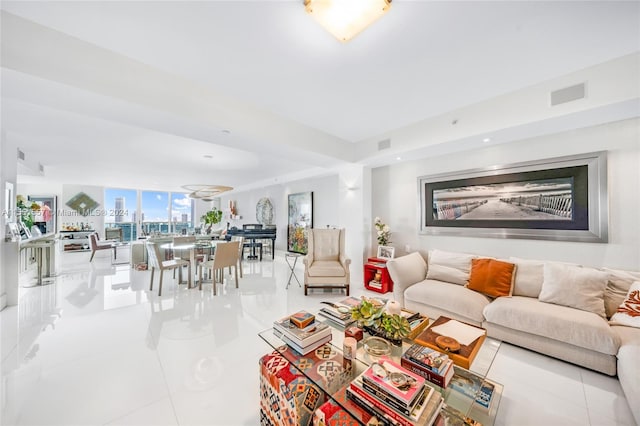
(609, 281, 640, 328)
(509, 257, 545, 298)
(539, 263, 609, 318)
(601, 268, 640, 319)
(426, 249, 476, 285)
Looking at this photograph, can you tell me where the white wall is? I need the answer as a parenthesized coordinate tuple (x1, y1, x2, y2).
(219, 174, 341, 252)
(372, 118, 640, 271)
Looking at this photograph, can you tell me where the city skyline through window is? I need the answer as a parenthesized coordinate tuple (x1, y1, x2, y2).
(105, 188, 194, 240)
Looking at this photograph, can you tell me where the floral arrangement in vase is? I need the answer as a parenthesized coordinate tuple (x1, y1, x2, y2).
(374, 217, 391, 246)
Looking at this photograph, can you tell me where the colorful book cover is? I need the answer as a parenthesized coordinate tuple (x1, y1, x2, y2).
(362, 356, 426, 406)
(403, 343, 449, 374)
(400, 357, 454, 389)
(289, 310, 315, 328)
(475, 380, 495, 410)
(448, 367, 483, 400)
(338, 296, 363, 307)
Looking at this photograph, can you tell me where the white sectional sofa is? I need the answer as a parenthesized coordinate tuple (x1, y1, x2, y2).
(387, 250, 640, 425)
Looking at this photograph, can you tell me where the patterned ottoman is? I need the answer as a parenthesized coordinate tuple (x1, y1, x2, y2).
(259, 345, 352, 426)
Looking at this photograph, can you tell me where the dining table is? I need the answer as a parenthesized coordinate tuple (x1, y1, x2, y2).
(160, 240, 219, 288)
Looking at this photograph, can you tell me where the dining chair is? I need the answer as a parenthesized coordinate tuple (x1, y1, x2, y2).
(230, 235, 244, 278)
(198, 241, 240, 295)
(88, 232, 116, 262)
(146, 242, 190, 296)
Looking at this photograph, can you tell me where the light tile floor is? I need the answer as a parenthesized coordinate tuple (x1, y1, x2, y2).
(0, 250, 635, 425)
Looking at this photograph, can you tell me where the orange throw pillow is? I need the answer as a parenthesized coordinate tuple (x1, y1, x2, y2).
(467, 258, 516, 298)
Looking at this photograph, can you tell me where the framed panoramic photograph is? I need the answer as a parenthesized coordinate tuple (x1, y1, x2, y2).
(287, 192, 313, 254)
(377, 245, 395, 259)
(418, 151, 608, 243)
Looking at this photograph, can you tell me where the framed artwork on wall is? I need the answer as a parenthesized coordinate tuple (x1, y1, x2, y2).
(418, 151, 608, 243)
(287, 192, 313, 254)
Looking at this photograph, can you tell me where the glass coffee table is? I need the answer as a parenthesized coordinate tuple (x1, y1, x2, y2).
(259, 315, 503, 425)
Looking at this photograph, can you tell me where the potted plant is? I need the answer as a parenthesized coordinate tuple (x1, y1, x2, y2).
(201, 208, 223, 234)
(350, 297, 411, 345)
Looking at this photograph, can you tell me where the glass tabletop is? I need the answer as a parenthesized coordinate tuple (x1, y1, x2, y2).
(259, 315, 503, 425)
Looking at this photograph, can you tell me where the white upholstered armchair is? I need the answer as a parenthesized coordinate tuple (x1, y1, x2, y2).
(303, 228, 351, 296)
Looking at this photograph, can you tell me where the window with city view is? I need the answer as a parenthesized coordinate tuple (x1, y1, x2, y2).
(104, 188, 137, 241)
(104, 188, 194, 241)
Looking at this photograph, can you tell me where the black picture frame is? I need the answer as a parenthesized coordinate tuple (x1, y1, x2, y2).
(287, 192, 313, 254)
(419, 151, 608, 243)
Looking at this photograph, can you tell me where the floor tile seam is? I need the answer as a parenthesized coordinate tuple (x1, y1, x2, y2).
(487, 346, 585, 383)
(148, 328, 181, 426)
(579, 370, 595, 425)
(487, 345, 589, 409)
(486, 363, 586, 399)
(100, 394, 175, 426)
(579, 369, 633, 424)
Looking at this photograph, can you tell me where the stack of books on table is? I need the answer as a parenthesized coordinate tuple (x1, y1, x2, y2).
(346, 357, 443, 426)
(316, 297, 361, 327)
(272, 311, 332, 355)
(401, 344, 455, 388)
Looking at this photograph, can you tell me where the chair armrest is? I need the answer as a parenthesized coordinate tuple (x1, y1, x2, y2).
(386, 252, 428, 307)
(303, 253, 313, 266)
(339, 255, 351, 271)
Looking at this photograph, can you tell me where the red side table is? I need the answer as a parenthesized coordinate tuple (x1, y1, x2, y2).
(363, 257, 393, 293)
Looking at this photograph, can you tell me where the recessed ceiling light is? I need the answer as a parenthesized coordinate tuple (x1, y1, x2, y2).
(203, 154, 213, 159)
(396, 156, 402, 161)
(483, 138, 491, 143)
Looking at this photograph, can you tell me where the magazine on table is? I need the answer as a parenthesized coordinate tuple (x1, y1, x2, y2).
(362, 356, 427, 408)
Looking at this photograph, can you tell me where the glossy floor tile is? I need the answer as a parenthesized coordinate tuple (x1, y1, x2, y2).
(1, 251, 634, 425)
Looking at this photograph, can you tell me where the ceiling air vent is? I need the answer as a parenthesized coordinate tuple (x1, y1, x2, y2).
(377, 139, 391, 150)
(550, 83, 586, 106)
(17, 148, 25, 160)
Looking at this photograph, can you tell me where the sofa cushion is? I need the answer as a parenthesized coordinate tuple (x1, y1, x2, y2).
(539, 263, 608, 318)
(467, 258, 516, 298)
(426, 249, 476, 285)
(509, 257, 545, 298)
(612, 325, 640, 425)
(483, 296, 619, 355)
(609, 281, 640, 328)
(601, 267, 640, 318)
(404, 279, 490, 324)
(307, 260, 346, 277)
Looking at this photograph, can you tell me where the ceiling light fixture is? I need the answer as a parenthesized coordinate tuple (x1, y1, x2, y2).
(182, 185, 233, 202)
(304, 0, 392, 42)
(483, 138, 491, 143)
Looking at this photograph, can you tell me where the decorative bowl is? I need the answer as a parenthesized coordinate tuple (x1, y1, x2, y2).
(363, 336, 392, 361)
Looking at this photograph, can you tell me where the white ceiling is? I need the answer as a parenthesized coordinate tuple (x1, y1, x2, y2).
(1, 1, 639, 192)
